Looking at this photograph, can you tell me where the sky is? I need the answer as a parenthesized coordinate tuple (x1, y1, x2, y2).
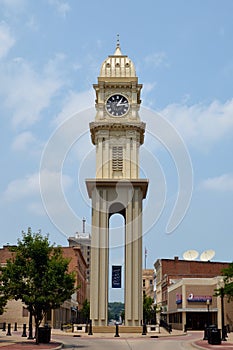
(0, 0, 233, 300)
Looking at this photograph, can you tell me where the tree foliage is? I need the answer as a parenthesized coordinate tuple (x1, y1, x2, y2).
(221, 262, 233, 300)
(143, 294, 155, 323)
(0, 228, 76, 342)
(80, 299, 90, 321)
(0, 295, 7, 315)
(108, 302, 124, 322)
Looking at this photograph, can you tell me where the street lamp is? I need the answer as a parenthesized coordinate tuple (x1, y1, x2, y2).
(220, 287, 227, 341)
(203, 299, 210, 340)
(207, 299, 210, 327)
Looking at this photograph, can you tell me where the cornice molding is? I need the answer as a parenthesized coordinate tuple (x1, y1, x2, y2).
(89, 121, 145, 145)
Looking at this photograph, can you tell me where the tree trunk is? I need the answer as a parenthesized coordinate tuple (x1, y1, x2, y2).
(35, 317, 39, 344)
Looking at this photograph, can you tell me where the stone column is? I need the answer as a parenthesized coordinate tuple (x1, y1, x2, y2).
(125, 187, 143, 326)
(90, 189, 109, 326)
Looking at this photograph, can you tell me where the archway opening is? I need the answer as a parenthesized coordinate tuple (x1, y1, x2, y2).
(108, 212, 125, 325)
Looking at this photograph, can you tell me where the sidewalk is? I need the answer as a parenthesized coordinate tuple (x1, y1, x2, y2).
(0, 327, 233, 349)
(51, 326, 186, 338)
(193, 332, 233, 350)
(0, 331, 62, 350)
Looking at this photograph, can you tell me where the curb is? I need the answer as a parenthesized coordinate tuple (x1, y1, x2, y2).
(191, 340, 233, 350)
(191, 342, 207, 350)
(51, 344, 63, 350)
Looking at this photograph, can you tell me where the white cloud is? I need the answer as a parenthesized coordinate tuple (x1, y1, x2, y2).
(0, 0, 26, 8)
(53, 89, 95, 126)
(0, 22, 15, 58)
(3, 170, 73, 202)
(3, 172, 40, 201)
(200, 173, 233, 192)
(11, 131, 36, 151)
(28, 201, 45, 216)
(48, 0, 71, 17)
(144, 52, 169, 68)
(143, 82, 156, 94)
(159, 99, 233, 150)
(0, 55, 65, 128)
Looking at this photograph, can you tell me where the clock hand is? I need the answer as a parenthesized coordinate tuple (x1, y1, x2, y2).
(116, 98, 123, 107)
(117, 99, 128, 107)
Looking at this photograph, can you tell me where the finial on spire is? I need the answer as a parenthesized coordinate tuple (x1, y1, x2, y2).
(114, 34, 122, 56)
(117, 33, 120, 48)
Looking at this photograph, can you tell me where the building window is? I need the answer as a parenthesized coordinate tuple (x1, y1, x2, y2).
(112, 146, 123, 172)
(22, 307, 28, 317)
(143, 279, 145, 287)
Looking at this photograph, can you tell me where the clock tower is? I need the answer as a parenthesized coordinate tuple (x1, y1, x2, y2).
(86, 40, 148, 328)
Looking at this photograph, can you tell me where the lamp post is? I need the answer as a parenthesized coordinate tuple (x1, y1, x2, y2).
(203, 299, 210, 340)
(207, 299, 210, 327)
(220, 287, 227, 341)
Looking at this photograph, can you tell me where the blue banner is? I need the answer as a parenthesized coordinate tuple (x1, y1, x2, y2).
(112, 265, 122, 288)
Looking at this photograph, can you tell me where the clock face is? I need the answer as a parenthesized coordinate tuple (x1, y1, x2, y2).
(106, 94, 129, 117)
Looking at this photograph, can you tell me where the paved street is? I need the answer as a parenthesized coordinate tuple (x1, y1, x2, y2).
(53, 331, 201, 350)
(1, 329, 233, 349)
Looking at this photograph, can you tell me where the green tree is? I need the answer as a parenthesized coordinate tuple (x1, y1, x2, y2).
(0, 228, 76, 343)
(215, 262, 233, 301)
(0, 295, 7, 315)
(222, 262, 233, 300)
(108, 302, 124, 322)
(143, 294, 154, 324)
(81, 299, 90, 322)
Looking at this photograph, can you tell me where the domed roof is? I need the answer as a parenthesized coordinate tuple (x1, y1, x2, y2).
(99, 41, 136, 78)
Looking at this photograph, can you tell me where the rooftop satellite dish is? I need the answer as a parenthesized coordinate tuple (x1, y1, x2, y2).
(200, 249, 215, 262)
(183, 249, 199, 261)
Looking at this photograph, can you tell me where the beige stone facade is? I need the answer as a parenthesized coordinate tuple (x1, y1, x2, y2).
(142, 269, 154, 300)
(86, 43, 148, 327)
(0, 300, 29, 329)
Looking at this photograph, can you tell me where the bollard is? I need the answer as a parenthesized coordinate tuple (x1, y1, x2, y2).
(142, 323, 147, 335)
(2, 322, 6, 332)
(114, 323, 120, 337)
(85, 322, 88, 333)
(203, 327, 208, 340)
(88, 319, 93, 335)
(6, 323, 11, 336)
(28, 322, 33, 339)
(14, 322, 17, 331)
(22, 324, 27, 337)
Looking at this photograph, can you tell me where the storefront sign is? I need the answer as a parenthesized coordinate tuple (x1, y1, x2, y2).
(187, 293, 212, 302)
(176, 293, 182, 304)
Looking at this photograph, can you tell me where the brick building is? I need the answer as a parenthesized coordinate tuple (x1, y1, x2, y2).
(154, 257, 229, 308)
(0, 245, 87, 329)
(68, 229, 91, 301)
(168, 277, 233, 331)
(154, 257, 232, 331)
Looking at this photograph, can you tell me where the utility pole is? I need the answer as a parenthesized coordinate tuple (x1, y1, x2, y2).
(82, 217, 86, 233)
(145, 247, 147, 269)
